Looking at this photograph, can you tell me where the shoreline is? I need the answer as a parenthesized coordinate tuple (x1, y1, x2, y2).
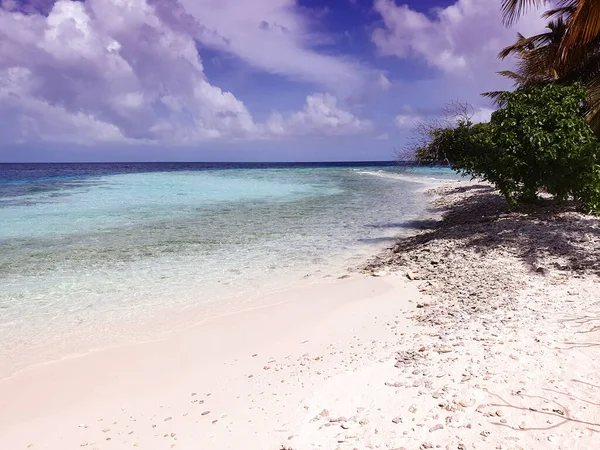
(2, 179, 599, 449)
(0, 272, 424, 449)
(0, 173, 448, 381)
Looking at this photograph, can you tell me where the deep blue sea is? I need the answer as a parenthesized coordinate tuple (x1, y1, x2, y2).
(0, 162, 459, 375)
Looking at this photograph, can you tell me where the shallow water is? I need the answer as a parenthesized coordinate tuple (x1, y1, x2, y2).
(0, 162, 459, 375)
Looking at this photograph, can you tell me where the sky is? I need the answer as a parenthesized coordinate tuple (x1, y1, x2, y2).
(0, 0, 549, 162)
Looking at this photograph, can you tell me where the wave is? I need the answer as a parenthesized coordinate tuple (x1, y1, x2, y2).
(352, 169, 454, 185)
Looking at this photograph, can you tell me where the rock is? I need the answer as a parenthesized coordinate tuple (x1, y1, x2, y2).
(408, 404, 417, 413)
(359, 419, 369, 426)
(164, 417, 172, 422)
(340, 423, 350, 429)
(329, 416, 347, 423)
(429, 424, 444, 432)
(406, 271, 421, 281)
(201, 411, 211, 416)
(392, 416, 403, 424)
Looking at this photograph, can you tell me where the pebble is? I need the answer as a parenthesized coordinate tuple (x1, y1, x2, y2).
(329, 416, 347, 423)
(201, 411, 211, 416)
(392, 416, 403, 424)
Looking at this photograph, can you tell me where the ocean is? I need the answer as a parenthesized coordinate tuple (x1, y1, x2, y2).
(0, 162, 459, 376)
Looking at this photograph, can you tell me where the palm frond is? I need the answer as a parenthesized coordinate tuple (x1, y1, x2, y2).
(562, 0, 600, 51)
(481, 90, 510, 108)
(502, 0, 548, 26)
(542, 6, 576, 19)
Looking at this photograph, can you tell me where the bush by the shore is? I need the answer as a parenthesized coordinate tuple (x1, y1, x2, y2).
(414, 84, 600, 214)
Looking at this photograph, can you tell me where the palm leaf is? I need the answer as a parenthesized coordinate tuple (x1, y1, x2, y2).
(562, 0, 600, 51)
(502, 0, 548, 26)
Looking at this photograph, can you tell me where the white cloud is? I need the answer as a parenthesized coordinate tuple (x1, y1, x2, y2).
(267, 93, 370, 136)
(472, 107, 494, 123)
(393, 104, 425, 128)
(377, 73, 392, 91)
(372, 0, 546, 75)
(155, 0, 377, 95)
(0, 0, 371, 145)
(394, 114, 422, 128)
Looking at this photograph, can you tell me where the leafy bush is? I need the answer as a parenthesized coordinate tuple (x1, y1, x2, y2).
(415, 84, 600, 213)
(484, 84, 599, 206)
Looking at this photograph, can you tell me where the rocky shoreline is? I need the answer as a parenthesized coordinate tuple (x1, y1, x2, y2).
(363, 181, 600, 323)
(348, 181, 600, 448)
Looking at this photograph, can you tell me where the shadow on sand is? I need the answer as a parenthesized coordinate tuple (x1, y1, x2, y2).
(387, 184, 600, 277)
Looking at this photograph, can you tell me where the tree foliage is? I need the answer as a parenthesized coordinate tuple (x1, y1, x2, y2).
(412, 84, 600, 213)
(492, 1, 600, 133)
(400, 101, 478, 165)
(502, 0, 600, 57)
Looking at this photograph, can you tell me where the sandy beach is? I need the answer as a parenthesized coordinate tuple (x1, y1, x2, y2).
(2, 180, 600, 450)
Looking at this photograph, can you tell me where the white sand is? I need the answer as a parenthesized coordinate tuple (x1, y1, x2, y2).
(2, 269, 599, 449)
(0, 273, 421, 449)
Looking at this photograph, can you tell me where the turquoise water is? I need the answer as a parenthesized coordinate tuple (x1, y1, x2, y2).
(0, 163, 459, 375)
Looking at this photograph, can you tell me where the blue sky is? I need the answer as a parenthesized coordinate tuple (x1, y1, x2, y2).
(0, 0, 548, 162)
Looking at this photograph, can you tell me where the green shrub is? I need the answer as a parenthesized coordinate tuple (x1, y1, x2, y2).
(420, 84, 600, 213)
(484, 84, 600, 206)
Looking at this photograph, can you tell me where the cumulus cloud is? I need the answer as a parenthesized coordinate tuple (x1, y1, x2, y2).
(394, 105, 425, 128)
(267, 93, 370, 136)
(372, 0, 546, 75)
(472, 107, 494, 123)
(159, 0, 377, 94)
(371, 0, 548, 136)
(394, 114, 420, 128)
(0, 0, 371, 146)
(394, 103, 495, 131)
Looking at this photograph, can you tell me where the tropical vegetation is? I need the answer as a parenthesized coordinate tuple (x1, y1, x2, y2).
(415, 84, 600, 211)
(407, 1, 600, 213)
(494, 0, 600, 132)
